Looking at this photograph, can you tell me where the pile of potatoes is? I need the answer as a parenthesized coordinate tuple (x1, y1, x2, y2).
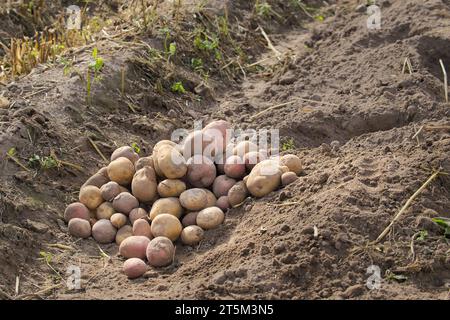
(64, 120, 302, 279)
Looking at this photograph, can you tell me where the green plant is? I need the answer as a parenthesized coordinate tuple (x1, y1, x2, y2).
(29, 154, 58, 170)
(432, 218, 450, 238)
(89, 47, 104, 80)
(131, 142, 141, 154)
(255, 1, 272, 17)
(171, 81, 186, 94)
(416, 230, 428, 241)
(191, 57, 204, 71)
(59, 57, 73, 76)
(385, 270, 408, 283)
(281, 138, 295, 151)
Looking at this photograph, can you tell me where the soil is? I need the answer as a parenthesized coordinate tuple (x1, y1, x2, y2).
(0, 0, 449, 300)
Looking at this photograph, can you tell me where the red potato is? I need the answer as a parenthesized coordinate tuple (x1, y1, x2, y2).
(212, 175, 236, 198)
(92, 219, 117, 244)
(281, 171, 298, 186)
(149, 197, 183, 220)
(100, 181, 122, 202)
(119, 235, 151, 259)
(129, 208, 148, 224)
(216, 196, 230, 211)
(111, 146, 139, 164)
(233, 140, 258, 157)
(68, 218, 91, 238)
(150, 213, 182, 241)
(131, 167, 157, 203)
(181, 211, 199, 227)
(116, 225, 133, 245)
(196, 207, 224, 230)
(123, 258, 148, 279)
(112, 192, 139, 215)
(182, 130, 216, 159)
(107, 157, 135, 186)
(224, 155, 246, 179)
(96, 202, 115, 220)
(146, 236, 175, 267)
(243, 151, 267, 171)
(79, 185, 103, 210)
(181, 225, 204, 246)
(135, 156, 154, 171)
(110, 213, 128, 229)
(133, 219, 152, 239)
(280, 154, 303, 175)
(202, 120, 232, 156)
(186, 155, 217, 188)
(64, 202, 90, 222)
(179, 188, 208, 211)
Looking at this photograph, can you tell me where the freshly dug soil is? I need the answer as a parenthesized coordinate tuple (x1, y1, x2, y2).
(0, 0, 449, 300)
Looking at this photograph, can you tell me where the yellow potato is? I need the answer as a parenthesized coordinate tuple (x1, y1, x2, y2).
(181, 225, 204, 246)
(157, 179, 186, 198)
(156, 145, 187, 179)
(116, 225, 133, 245)
(228, 181, 248, 207)
(179, 188, 208, 211)
(131, 167, 157, 203)
(149, 197, 183, 220)
(96, 202, 115, 220)
(150, 214, 182, 241)
(135, 155, 154, 171)
(111, 146, 139, 164)
(79, 185, 103, 210)
(110, 213, 128, 229)
(246, 159, 283, 198)
(196, 207, 224, 230)
(280, 154, 302, 175)
(107, 157, 135, 186)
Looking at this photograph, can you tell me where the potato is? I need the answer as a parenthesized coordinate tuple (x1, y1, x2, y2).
(212, 175, 236, 198)
(279, 165, 290, 174)
(228, 181, 248, 207)
(202, 188, 217, 207)
(133, 219, 152, 239)
(243, 151, 267, 171)
(111, 146, 139, 164)
(186, 155, 216, 187)
(100, 181, 121, 202)
(110, 213, 128, 229)
(129, 208, 148, 225)
(107, 157, 135, 186)
(112, 192, 139, 215)
(116, 225, 133, 245)
(202, 120, 232, 155)
(215, 153, 226, 174)
(243, 175, 249, 184)
(64, 202, 90, 222)
(216, 196, 230, 211)
(155, 145, 187, 179)
(196, 207, 224, 230)
(131, 167, 157, 203)
(233, 140, 258, 157)
(246, 159, 283, 197)
(224, 155, 246, 179)
(181, 225, 204, 246)
(96, 202, 115, 220)
(119, 185, 130, 193)
(92, 219, 117, 244)
(280, 154, 302, 175)
(157, 179, 186, 198)
(68, 218, 91, 238)
(281, 172, 298, 186)
(135, 156, 154, 171)
(149, 197, 183, 220)
(182, 130, 215, 159)
(151, 213, 182, 241)
(181, 211, 199, 227)
(152, 140, 177, 177)
(146, 236, 175, 267)
(82, 173, 109, 189)
(123, 258, 148, 279)
(79, 185, 103, 210)
(119, 235, 150, 259)
(179, 188, 208, 211)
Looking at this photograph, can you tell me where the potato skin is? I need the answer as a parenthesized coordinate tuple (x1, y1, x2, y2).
(112, 192, 139, 215)
(157, 179, 186, 198)
(79, 185, 103, 210)
(100, 181, 122, 202)
(133, 219, 153, 239)
(181, 211, 199, 227)
(129, 208, 148, 225)
(216, 196, 230, 211)
(152, 140, 177, 177)
(182, 130, 216, 159)
(181, 225, 204, 246)
(202, 189, 217, 207)
(243, 151, 267, 171)
(92, 219, 117, 244)
(281, 171, 298, 185)
(107, 157, 135, 186)
(111, 146, 139, 164)
(68, 218, 92, 238)
(96, 202, 115, 220)
(186, 155, 217, 187)
(81, 172, 109, 189)
(146, 236, 175, 267)
(280, 154, 302, 175)
(228, 181, 248, 207)
(246, 159, 283, 198)
(156, 145, 187, 179)
(110, 213, 128, 229)
(64, 202, 90, 222)
(135, 156, 154, 171)
(224, 155, 246, 179)
(116, 225, 133, 245)
(212, 175, 236, 198)
(149, 197, 183, 220)
(233, 141, 258, 157)
(179, 188, 208, 211)
(150, 214, 182, 241)
(119, 235, 151, 259)
(202, 120, 232, 155)
(131, 167, 157, 203)
(123, 258, 148, 279)
(196, 207, 225, 230)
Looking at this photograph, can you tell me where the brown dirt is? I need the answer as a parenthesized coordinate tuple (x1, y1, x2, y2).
(0, 0, 449, 300)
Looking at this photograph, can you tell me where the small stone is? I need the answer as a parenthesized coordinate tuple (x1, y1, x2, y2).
(274, 244, 286, 255)
(24, 219, 48, 234)
(317, 172, 329, 185)
(167, 109, 177, 118)
(213, 272, 227, 285)
(281, 224, 290, 233)
(330, 140, 340, 151)
(260, 245, 270, 255)
(0, 96, 10, 109)
(301, 226, 315, 235)
(342, 284, 365, 298)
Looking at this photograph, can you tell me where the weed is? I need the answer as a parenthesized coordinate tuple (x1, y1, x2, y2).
(131, 142, 141, 154)
(281, 138, 295, 151)
(171, 81, 186, 94)
(191, 57, 204, 72)
(432, 217, 450, 238)
(415, 230, 428, 241)
(385, 270, 408, 283)
(28, 154, 58, 170)
(255, 1, 272, 17)
(89, 47, 104, 81)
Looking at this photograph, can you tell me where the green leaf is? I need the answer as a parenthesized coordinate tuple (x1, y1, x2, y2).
(432, 218, 450, 229)
(7, 147, 16, 156)
(416, 230, 428, 241)
(169, 42, 176, 56)
(131, 142, 141, 154)
(171, 81, 186, 94)
(92, 47, 98, 59)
